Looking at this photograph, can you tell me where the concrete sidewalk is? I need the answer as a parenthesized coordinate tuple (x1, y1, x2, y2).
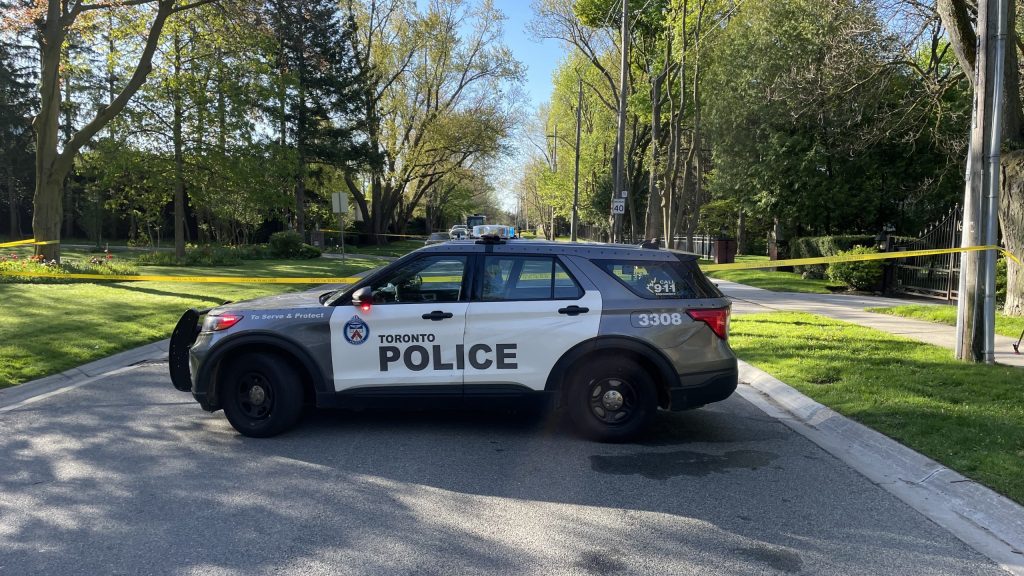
(717, 279, 1024, 368)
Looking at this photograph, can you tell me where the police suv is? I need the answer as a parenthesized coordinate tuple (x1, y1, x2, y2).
(169, 238, 738, 441)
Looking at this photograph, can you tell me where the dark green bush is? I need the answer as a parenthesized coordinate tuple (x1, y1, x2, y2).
(134, 238, 319, 266)
(269, 231, 305, 258)
(136, 245, 243, 266)
(297, 243, 321, 259)
(789, 235, 877, 278)
(827, 246, 883, 291)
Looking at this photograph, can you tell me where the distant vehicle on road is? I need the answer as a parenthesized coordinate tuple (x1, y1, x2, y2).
(424, 232, 449, 245)
(449, 225, 468, 239)
(466, 214, 486, 229)
(169, 238, 737, 441)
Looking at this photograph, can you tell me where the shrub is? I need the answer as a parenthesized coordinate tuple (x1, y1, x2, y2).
(297, 243, 321, 259)
(134, 241, 315, 266)
(135, 251, 179, 266)
(789, 235, 877, 278)
(268, 231, 305, 258)
(827, 246, 883, 291)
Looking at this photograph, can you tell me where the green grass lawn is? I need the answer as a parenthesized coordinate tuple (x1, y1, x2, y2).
(704, 255, 847, 294)
(0, 257, 381, 388)
(868, 304, 1024, 339)
(732, 311, 1024, 503)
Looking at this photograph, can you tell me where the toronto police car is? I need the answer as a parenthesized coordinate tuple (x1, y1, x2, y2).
(169, 238, 738, 441)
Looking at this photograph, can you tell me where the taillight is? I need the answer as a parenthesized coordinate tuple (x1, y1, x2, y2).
(687, 308, 729, 340)
(203, 313, 243, 332)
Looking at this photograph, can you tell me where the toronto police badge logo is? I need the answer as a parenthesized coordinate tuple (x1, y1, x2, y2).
(343, 315, 369, 345)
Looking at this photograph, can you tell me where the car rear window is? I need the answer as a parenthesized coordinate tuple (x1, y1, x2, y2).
(594, 257, 721, 299)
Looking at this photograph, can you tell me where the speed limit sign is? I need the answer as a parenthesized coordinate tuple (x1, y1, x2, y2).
(611, 199, 626, 214)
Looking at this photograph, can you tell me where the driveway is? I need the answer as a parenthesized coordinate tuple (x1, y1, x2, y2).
(0, 361, 1006, 575)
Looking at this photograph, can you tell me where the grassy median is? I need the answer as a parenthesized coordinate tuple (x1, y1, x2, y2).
(731, 311, 1024, 504)
(0, 256, 382, 388)
(868, 304, 1024, 340)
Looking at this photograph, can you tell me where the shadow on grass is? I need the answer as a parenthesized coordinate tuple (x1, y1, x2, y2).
(104, 282, 232, 304)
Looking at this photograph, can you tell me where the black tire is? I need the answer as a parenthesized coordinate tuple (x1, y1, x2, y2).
(566, 357, 657, 442)
(220, 353, 304, 438)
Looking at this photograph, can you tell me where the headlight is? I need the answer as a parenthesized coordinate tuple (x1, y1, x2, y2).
(202, 314, 243, 332)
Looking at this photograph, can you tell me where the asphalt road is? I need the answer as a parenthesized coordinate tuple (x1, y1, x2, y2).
(0, 362, 1007, 576)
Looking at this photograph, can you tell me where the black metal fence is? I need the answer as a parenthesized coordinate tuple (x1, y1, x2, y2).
(891, 205, 962, 301)
(657, 234, 717, 259)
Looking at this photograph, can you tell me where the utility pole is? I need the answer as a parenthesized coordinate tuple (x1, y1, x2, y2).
(572, 78, 583, 242)
(612, 0, 629, 243)
(956, 0, 1006, 363)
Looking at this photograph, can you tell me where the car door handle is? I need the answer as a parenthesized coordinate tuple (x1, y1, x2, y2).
(422, 310, 454, 321)
(558, 305, 589, 316)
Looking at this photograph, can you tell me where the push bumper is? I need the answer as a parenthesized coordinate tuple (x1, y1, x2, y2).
(668, 362, 738, 410)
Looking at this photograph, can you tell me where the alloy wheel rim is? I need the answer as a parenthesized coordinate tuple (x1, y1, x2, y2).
(588, 376, 636, 425)
(238, 372, 274, 420)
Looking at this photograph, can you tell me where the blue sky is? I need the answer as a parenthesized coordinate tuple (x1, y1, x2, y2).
(493, 1, 563, 110)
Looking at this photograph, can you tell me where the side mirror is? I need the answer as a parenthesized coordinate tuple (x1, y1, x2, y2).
(352, 286, 372, 312)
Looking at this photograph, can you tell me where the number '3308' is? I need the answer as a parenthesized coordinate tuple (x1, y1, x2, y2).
(635, 312, 683, 327)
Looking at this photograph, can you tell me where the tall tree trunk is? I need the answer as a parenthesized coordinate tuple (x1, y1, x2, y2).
(645, 65, 664, 242)
(32, 2, 65, 261)
(1001, 150, 1024, 316)
(7, 170, 19, 237)
(737, 208, 746, 255)
(173, 31, 186, 260)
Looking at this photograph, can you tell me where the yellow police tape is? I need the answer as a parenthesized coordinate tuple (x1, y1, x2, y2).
(700, 244, 1021, 272)
(0, 271, 364, 284)
(319, 229, 427, 239)
(0, 238, 59, 249)
(0, 244, 1018, 284)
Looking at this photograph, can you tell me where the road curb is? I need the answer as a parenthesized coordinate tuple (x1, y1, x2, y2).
(735, 360, 1024, 576)
(0, 339, 168, 412)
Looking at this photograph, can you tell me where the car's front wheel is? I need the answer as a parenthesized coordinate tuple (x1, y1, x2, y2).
(221, 353, 304, 438)
(566, 357, 657, 442)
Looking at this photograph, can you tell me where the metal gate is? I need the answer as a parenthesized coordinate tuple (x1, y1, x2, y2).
(892, 205, 962, 301)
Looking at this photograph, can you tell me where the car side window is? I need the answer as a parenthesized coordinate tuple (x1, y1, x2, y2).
(594, 259, 707, 299)
(481, 256, 582, 301)
(369, 255, 466, 304)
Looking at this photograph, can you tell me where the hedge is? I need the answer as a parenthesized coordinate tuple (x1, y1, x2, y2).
(788, 235, 877, 278)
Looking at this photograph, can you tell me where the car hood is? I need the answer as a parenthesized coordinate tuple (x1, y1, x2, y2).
(209, 288, 334, 314)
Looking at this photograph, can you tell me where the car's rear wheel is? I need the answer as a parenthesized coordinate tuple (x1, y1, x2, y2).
(221, 353, 304, 438)
(566, 357, 657, 442)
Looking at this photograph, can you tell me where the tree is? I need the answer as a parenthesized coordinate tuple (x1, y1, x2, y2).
(703, 0, 967, 242)
(266, 0, 371, 238)
(936, 0, 1024, 316)
(346, 0, 522, 243)
(4, 0, 216, 261)
(0, 10, 35, 239)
